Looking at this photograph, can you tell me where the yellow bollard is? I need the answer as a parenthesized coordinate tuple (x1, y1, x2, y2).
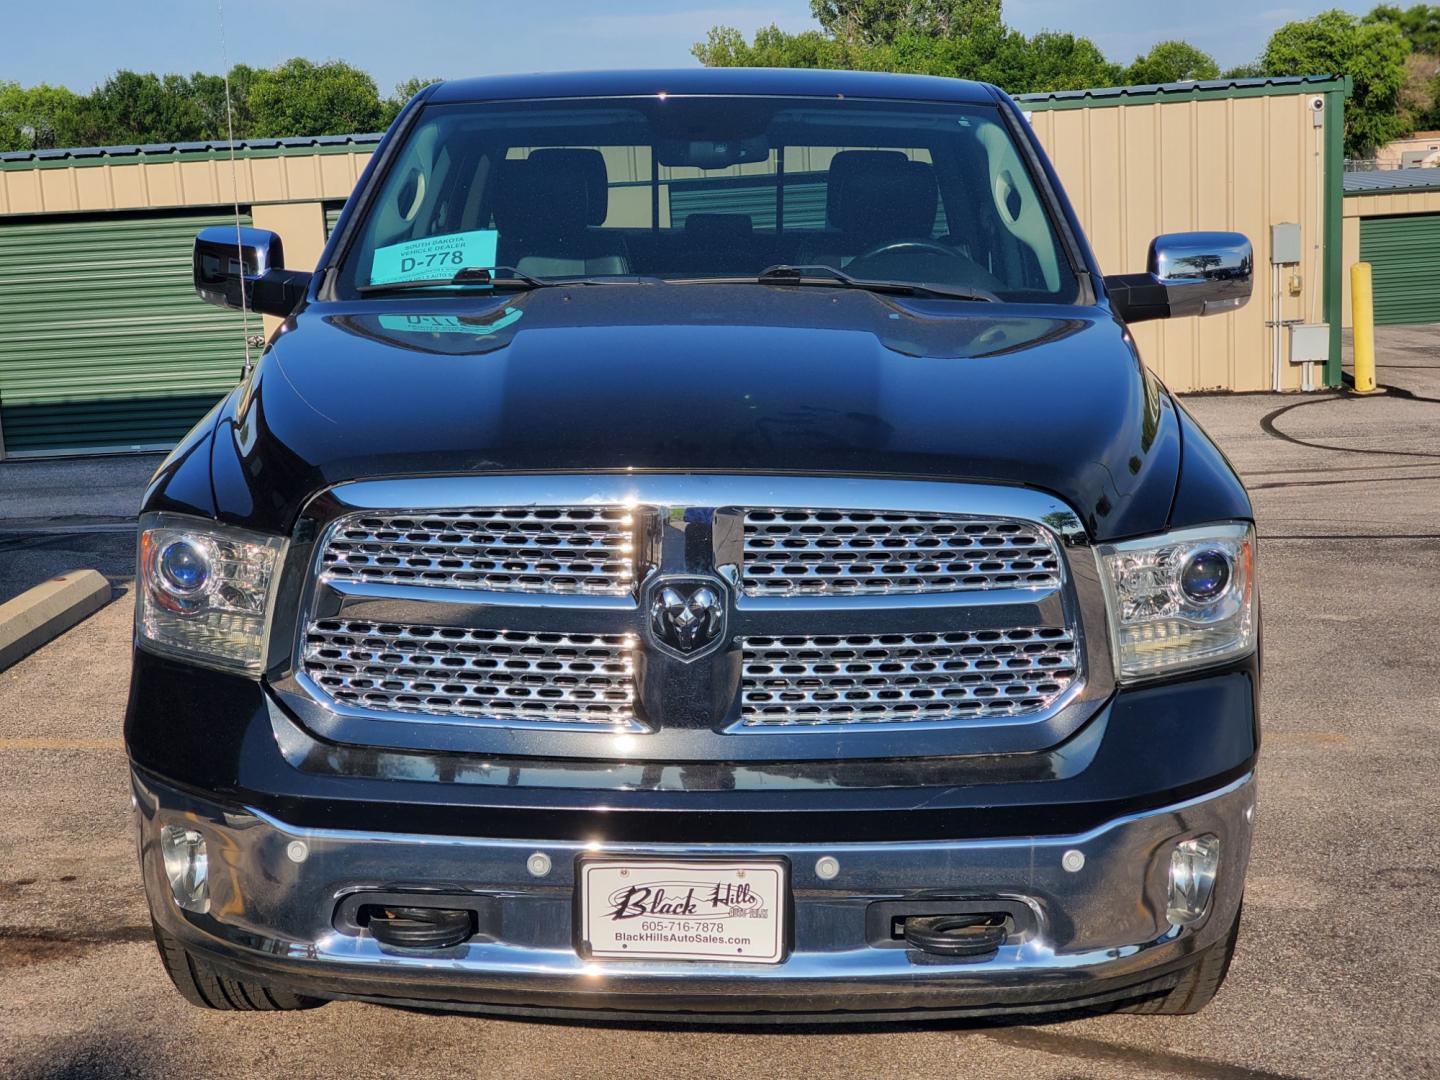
(1351, 262, 1377, 394)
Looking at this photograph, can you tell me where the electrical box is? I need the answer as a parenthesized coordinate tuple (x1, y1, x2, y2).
(1271, 223, 1302, 265)
(1289, 323, 1330, 364)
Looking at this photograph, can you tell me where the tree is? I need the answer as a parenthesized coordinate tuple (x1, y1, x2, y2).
(1263, 9, 1409, 156)
(67, 71, 212, 146)
(0, 81, 85, 150)
(1124, 41, 1221, 85)
(1221, 61, 1267, 79)
(380, 77, 443, 127)
(1399, 50, 1440, 129)
(990, 30, 1121, 92)
(693, 0, 1116, 94)
(188, 65, 258, 140)
(809, 0, 1001, 46)
(1367, 4, 1440, 54)
(0, 85, 22, 151)
(247, 58, 385, 137)
(1368, 5, 1440, 130)
(693, 24, 876, 69)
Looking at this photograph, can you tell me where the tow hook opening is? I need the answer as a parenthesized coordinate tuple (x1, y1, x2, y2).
(864, 898, 1031, 962)
(333, 890, 499, 950)
(359, 905, 476, 950)
(900, 914, 1009, 959)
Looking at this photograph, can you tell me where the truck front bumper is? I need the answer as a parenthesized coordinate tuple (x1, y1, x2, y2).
(133, 768, 1254, 1022)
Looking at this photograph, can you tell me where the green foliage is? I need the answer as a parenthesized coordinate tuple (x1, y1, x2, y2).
(1125, 41, 1221, 85)
(247, 59, 385, 138)
(65, 71, 224, 146)
(0, 58, 430, 151)
(381, 78, 444, 127)
(1222, 61, 1267, 80)
(1369, 6, 1440, 129)
(4, 5, 1436, 156)
(692, 25, 865, 69)
(993, 31, 1121, 92)
(1367, 4, 1440, 54)
(1263, 9, 1410, 155)
(809, 0, 1001, 45)
(0, 80, 85, 150)
(694, 1, 1117, 92)
(187, 66, 259, 139)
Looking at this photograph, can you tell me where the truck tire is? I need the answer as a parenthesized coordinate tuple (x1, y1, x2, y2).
(1120, 904, 1242, 1016)
(151, 920, 326, 1011)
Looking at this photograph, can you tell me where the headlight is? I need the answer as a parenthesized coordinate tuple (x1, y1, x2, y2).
(136, 512, 287, 674)
(1097, 523, 1256, 680)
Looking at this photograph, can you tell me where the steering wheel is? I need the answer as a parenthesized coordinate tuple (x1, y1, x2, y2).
(850, 238, 960, 263)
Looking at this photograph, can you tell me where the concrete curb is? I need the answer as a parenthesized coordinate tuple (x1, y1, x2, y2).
(0, 569, 113, 671)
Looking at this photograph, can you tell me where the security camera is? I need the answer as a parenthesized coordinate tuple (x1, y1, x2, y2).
(1310, 96, 1325, 112)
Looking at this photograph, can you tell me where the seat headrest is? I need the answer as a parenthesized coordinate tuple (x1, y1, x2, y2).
(826, 150, 938, 239)
(493, 149, 609, 235)
(683, 213, 754, 242)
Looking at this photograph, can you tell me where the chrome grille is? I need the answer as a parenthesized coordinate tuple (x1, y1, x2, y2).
(319, 507, 635, 595)
(292, 476, 1095, 749)
(741, 509, 1061, 596)
(740, 628, 1079, 726)
(302, 620, 637, 726)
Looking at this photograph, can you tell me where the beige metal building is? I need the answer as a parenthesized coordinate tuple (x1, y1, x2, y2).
(0, 76, 1351, 457)
(1020, 76, 1347, 394)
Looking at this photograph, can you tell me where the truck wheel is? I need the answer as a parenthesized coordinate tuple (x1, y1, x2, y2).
(150, 920, 326, 1011)
(1120, 904, 1242, 1016)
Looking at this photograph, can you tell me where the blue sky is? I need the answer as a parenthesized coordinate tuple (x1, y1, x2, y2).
(5, 1, 1375, 93)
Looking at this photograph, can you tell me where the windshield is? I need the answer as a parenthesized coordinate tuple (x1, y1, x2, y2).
(337, 95, 1078, 303)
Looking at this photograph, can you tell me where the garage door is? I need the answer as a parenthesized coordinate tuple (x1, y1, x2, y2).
(0, 211, 255, 456)
(1359, 214, 1440, 325)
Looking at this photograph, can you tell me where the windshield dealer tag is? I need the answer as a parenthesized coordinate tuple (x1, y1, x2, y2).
(369, 229, 498, 285)
(579, 859, 786, 963)
(377, 309, 523, 336)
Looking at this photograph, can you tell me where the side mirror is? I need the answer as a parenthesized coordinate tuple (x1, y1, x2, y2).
(1104, 232, 1253, 324)
(193, 225, 312, 317)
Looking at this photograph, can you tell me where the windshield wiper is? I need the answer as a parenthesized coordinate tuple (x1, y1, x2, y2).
(357, 265, 550, 295)
(755, 264, 999, 303)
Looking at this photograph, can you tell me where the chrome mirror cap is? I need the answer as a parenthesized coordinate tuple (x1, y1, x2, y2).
(1148, 231, 1254, 318)
(193, 225, 285, 311)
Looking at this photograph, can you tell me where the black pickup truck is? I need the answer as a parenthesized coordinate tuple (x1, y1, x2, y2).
(127, 68, 1259, 1021)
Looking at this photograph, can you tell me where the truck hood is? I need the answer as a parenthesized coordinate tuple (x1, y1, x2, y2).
(210, 284, 1180, 541)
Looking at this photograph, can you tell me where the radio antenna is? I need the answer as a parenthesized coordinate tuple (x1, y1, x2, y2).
(216, 0, 254, 376)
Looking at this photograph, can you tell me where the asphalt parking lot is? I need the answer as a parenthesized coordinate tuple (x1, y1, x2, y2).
(2, 328, 1438, 1079)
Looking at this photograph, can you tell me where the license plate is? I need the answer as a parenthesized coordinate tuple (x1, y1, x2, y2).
(578, 858, 787, 963)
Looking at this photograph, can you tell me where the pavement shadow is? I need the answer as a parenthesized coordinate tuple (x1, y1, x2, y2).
(7, 1033, 167, 1080)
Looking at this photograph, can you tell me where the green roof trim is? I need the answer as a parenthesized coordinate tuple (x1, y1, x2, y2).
(0, 135, 381, 172)
(1018, 75, 1351, 111)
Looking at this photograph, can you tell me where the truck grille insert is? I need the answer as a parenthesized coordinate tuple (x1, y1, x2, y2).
(295, 480, 1091, 742)
(302, 620, 638, 726)
(740, 628, 1079, 726)
(741, 509, 1062, 596)
(319, 508, 635, 596)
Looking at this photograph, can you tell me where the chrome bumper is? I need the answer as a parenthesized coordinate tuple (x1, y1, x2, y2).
(134, 770, 1254, 1019)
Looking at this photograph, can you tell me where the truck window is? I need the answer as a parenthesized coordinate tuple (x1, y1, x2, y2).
(341, 96, 1075, 303)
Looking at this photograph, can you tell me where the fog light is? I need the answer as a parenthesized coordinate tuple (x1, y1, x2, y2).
(1167, 834, 1220, 926)
(160, 825, 210, 913)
